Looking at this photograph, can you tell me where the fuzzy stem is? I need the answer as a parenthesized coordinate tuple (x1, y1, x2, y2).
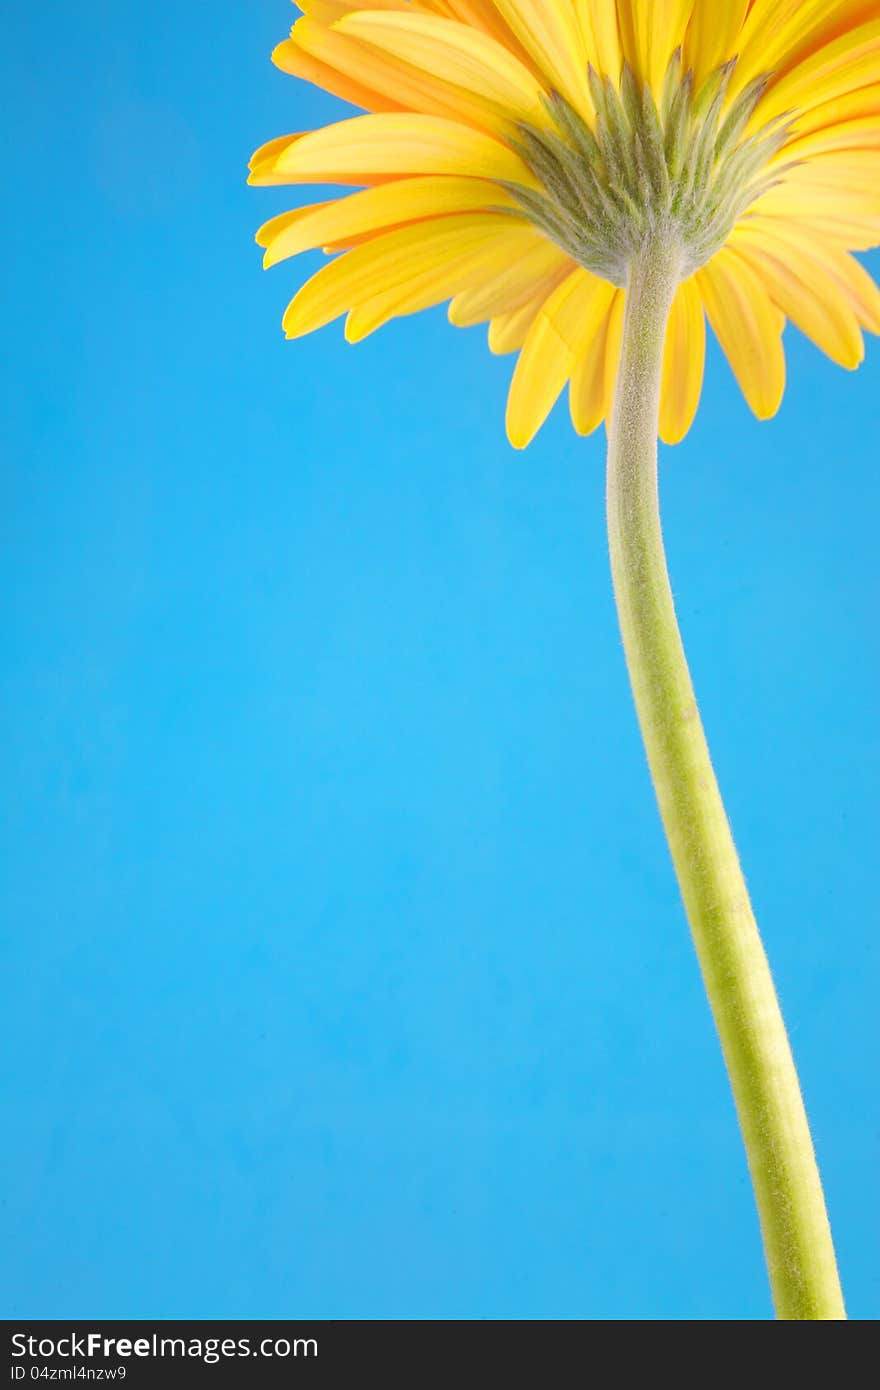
(606, 238, 846, 1320)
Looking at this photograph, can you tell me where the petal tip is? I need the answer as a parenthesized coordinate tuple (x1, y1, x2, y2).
(504, 415, 531, 450)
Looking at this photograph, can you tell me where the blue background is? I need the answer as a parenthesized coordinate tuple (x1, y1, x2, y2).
(2, 2, 877, 1320)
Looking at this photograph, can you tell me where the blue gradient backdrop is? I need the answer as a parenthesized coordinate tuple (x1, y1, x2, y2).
(2, 2, 878, 1320)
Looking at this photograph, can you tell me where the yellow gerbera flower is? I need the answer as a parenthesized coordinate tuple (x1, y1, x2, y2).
(250, 0, 880, 448)
(249, 2, 873, 1321)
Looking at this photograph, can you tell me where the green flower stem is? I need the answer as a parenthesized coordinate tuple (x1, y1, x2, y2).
(606, 239, 846, 1320)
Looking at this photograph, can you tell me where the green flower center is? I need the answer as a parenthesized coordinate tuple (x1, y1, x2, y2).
(508, 53, 794, 287)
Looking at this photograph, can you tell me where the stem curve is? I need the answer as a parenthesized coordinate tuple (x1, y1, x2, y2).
(606, 239, 846, 1320)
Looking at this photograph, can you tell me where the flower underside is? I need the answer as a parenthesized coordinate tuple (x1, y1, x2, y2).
(511, 53, 792, 287)
(251, 0, 880, 447)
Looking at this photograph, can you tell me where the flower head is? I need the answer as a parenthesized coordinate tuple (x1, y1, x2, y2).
(250, 1, 880, 447)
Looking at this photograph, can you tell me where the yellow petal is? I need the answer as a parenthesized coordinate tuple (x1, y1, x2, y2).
(757, 215, 880, 252)
(285, 17, 530, 132)
(249, 134, 305, 183)
(749, 173, 880, 250)
(342, 219, 545, 340)
(447, 241, 572, 324)
(574, 1, 622, 79)
(617, 0, 695, 93)
(506, 269, 616, 448)
(489, 0, 591, 116)
(683, 0, 748, 87)
(731, 0, 879, 102)
(728, 219, 878, 333)
(761, 153, 880, 226)
(488, 303, 537, 355)
(253, 112, 539, 187)
(729, 0, 825, 97)
(783, 114, 880, 159)
(728, 241, 861, 369)
(271, 31, 405, 114)
(753, 176, 880, 225)
(435, 0, 553, 77)
(650, 1, 695, 91)
(297, 0, 411, 20)
(754, 19, 880, 127)
(695, 249, 786, 420)
(249, 131, 380, 188)
(259, 176, 519, 267)
(283, 212, 533, 338)
(772, 148, 880, 178)
(488, 286, 561, 355)
(787, 82, 880, 142)
(256, 201, 333, 250)
(659, 276, 705, 445)
(569, 311, 612, 436)
(333, 10, 550, 126)
(729, 224, 864, 368)
(823, 251, 880, 334)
